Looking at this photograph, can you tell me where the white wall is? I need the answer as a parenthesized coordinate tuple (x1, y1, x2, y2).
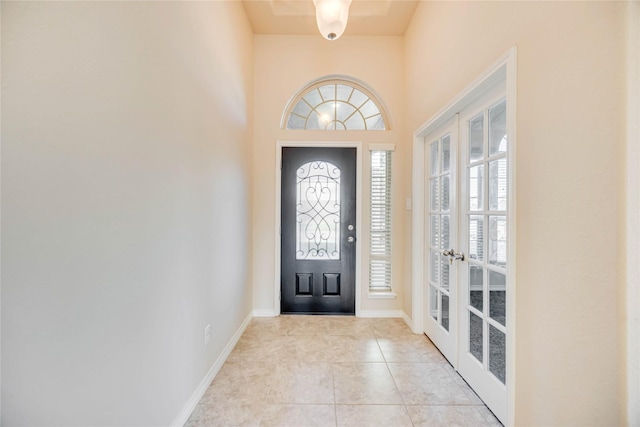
(625, 2, 640, 424)
(405, 1, 628, 425)
(1, 2, 253, 425)
(252, 35, 407, 315)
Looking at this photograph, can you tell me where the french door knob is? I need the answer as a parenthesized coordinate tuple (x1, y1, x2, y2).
(442, 249, 465, 262)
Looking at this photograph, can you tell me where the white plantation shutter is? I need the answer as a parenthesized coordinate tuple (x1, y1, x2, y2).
(370, 150, 392, 291)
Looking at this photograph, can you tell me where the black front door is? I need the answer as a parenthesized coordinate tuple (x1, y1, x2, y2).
(281, 147, 356, 315)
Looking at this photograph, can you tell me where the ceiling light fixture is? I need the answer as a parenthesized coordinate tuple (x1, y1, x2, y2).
(313, 0, 352, 41)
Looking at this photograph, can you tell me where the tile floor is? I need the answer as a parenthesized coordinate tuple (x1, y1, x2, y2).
(186, 316, 502, 427)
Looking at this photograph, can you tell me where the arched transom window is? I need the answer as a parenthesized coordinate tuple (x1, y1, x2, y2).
(284, 79, 388, 130)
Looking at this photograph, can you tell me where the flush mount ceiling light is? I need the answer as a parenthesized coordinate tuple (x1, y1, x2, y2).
(313, 0, 352, 41)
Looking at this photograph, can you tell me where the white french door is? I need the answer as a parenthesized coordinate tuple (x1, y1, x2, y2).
(423, 117, 458, 364)
(457, 89, 509, 422)
(423, 82, 510, 424)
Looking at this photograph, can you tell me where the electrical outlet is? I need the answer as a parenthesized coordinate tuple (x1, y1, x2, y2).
(204, 324, 211, 347)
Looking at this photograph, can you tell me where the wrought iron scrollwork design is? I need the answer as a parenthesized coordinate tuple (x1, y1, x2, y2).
(296, 161, 341, 260)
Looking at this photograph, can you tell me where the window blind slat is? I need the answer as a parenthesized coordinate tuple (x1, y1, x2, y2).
(369, 151, 392, 291)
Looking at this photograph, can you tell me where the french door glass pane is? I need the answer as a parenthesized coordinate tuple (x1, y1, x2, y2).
(430, 285, 438, 321)
(489, 158, 507, 211)
(489, 270, 506, 326)
(469, 311, 483, 362)
(469, 113, 484, 162)
(488, 216, 507, 267)
(469, 165, 484, 211)
(441, 258, 450, 291)
(441, 174, 450, 211)
(489, 325, 506, 384)
(442, 293, 450, 331)
(469, 215, 484, 261)
(430, 250, 440, 283)
(430, 215, 440, 248)
(442, 135, 451, 172)
(441, 215, 450, 250)
(469, 265, 484, 311)
(489, 100, 507, 156)
(430, 178, 439, 211)
(430, 141, 439, 176)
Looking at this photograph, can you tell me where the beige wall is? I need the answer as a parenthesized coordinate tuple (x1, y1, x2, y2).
(1, 1, 253, 425)
(405, 1, 628, 425)
(252, 35, 408, 314)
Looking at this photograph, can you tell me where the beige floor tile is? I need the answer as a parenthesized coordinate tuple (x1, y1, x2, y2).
(185, 403, 264, 427)
(388, 363, 483, 405)
(328, 335, 385, 362)
(187, 316, 499, 426)
(333, 363, 403, 404)
(323, 316, 375, 337)
(266, 361, 335, 404)
(476, 406, 503, 426)
(286, 334, 336, 362)
(243, 318, 290, 338)
(406, 405, 502, 427)
(260, 404, 336, 427)
(283, 315, 332, 336)
(199, 360, 275, 405)
(441, 364, 485, 404)
(335, 405, 413, 427)
(227, 334, 290, 362)
(376, 335, 446, 363)
(368, 318, 416, 338)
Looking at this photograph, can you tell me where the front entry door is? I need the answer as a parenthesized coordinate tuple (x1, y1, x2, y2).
(281, 147, 356, 314)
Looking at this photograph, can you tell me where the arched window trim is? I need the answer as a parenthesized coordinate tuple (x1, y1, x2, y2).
(281, 75, 392, 130)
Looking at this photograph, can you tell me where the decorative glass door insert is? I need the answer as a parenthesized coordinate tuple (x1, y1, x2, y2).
(296, 161, 341, 260)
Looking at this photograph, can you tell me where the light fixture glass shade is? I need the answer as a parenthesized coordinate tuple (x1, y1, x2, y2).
(313, 0, 352, 41)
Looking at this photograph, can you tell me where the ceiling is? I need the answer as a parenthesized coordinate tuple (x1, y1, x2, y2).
(242, 0, 419, 36)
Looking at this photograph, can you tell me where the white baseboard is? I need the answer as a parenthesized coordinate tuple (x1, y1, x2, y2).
(401, 311, 419, 333)
(358, 309, 403, 318)
(252, 309, 278, 317)
(171, 312, 253, 427)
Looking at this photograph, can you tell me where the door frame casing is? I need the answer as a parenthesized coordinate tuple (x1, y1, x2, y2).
(411, 47, 517, 425)
(275, 141, 363, 316)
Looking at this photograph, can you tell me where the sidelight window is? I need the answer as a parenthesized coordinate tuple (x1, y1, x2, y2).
(369, 146, 394, 291)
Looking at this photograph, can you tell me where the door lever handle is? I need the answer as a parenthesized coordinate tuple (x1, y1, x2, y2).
(442, 249, 465, 262)
(452, 251, 465, 261)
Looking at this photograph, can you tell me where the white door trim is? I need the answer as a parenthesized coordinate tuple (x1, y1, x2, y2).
(412, 47, 517, 426)
(275, 141, 363, 316)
